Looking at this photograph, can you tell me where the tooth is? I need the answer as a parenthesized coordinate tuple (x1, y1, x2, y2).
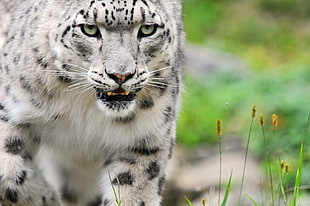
(107, 92, 113, 96)
(124, 91, 130, 95)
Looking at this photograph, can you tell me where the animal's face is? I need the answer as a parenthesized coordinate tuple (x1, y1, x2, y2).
(51, 0, 180, 117)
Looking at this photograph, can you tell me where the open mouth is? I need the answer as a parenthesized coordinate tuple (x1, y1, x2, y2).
(95, 87, 136, 102)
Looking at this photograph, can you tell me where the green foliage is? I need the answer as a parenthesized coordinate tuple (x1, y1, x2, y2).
(177, 67, 310, 183)
(258, 0, 310, 18)
(180, 0, 309, 204)
(182, 0, 310, 70)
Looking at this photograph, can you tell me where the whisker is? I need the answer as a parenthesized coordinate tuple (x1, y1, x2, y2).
(145, 83, 167, 89)
(143, 86, 161, 97)
(148, 63, 175, 70)
(149, 77, 165, 80)
(149, 66, 174, 74)
(148, 81, 178, 88)
(65, 84, 90, 92)
(67, 81, 90, 89)
(80, 85, 94, 94)
(148, 81, 170, 86)
(63, 63, 89, 72)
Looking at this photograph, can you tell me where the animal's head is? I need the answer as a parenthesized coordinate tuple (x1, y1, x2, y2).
(49, 0, 183, 117)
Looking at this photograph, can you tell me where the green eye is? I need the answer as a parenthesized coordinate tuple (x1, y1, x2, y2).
(138, 24, 158, 38)
(81, 24, 101, 37)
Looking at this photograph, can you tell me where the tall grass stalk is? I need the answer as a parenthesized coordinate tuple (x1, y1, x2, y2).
(291, 142, 304, 206)
(217, 119, 223, 206)
(259, 114, 275, 206)
(279, 160, 288, 205)
(238, 105, 257, 205)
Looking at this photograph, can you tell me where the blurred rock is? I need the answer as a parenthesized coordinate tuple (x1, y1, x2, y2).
(184, 44, 249, 77)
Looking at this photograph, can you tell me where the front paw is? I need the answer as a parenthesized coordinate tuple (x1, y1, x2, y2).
(0, 155, 60, 206)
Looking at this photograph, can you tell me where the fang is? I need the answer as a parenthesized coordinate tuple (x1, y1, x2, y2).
(124, 91, 130, 95)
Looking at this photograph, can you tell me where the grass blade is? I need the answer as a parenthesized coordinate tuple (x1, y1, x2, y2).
(221, 171, 233, 206)
(292, 142, 304, 206)
(184, 196, 194, 206)
(279, 167, 287, 205)
(108, 171, 122, 206)
(245, 194, 259, 206)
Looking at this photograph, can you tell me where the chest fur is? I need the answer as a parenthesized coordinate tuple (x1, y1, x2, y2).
(30, 93, 169, 156)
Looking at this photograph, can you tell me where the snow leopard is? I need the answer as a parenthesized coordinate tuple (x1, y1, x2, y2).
(0, 0, 184, 206)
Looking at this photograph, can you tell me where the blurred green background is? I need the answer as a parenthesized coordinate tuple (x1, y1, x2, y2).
(178, 0, 310, 186)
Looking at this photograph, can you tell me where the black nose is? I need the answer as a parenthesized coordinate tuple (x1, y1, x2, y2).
(106, 70, 135, 84)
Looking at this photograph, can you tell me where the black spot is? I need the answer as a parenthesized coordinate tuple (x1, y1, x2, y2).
(62, 26, 71, 38)
(16, 170, 27, 185)
(132, 146, 160, 156)
(5, 188, 18, 203)
(114, 113, 136, 123)
(139, 201, 146, 206)
(0, 103, 5, 110)
(119, 157, 137, 164)
(4, 136, 25, 155)
(168, 139, 175, 159)
(1, 116, 9, 122)
(141, 0, 148, 6)
(87, 195, 102, 206)
(19, 76, 33, 92)
(22, 153, 33, 161)
(139, 96, 154, 109)
(103, 155, 114, 166)
(36, 56, 49, 68)
(89, 0, 95, 7)
(57, 75, 73, 83)
(61, 184, 78, 203)
(75, 43, 92, 55)
(103, 199, 110, 206)
(112, 171, 133, 185)
(42, 196, 46, 204)
(13, 54, 21, 65)
(158, 176, 166, 196)
(31, 135, 41, 144)
(146, 161, 160, 180)
(163, 107, 172, 124)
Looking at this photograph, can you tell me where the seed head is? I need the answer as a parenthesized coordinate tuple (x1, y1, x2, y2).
(272, 114, 279, 127)
(259, 114, 265, 126)
(285, 164, 290, 174)
(252, 105, 257, 118)
(280, 160, 285, 171)
(217, 120, 222, 136)
(202, 198, 207, 206)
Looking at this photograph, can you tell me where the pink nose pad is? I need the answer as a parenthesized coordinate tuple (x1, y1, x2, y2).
(106, 70, 135, 84)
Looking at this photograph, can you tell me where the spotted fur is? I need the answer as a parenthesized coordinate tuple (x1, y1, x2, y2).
(0, 0, 184, 205)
